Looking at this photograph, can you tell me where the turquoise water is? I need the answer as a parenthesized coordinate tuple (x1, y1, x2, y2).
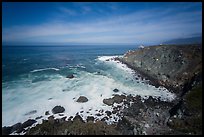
(2, 45, 175, 127)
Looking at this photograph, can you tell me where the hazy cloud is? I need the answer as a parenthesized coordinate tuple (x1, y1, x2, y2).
(2, 2, 202, 45)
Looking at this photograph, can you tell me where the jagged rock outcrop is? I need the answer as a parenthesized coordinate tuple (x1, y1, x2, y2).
(3, 44, 201, 135)
(119, 44, 202, 95)
(117, 44, 202, 135)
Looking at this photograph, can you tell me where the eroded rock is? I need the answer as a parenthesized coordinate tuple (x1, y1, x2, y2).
(76, 96, 88, 103)
(52, 106, 65, 114)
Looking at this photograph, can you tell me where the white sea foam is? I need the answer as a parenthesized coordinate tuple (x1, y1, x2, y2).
(97, 55, 134, 74)
(3, 56, 176, 128)
(30, 68, 60, 73)
(97, 55, 123, 62)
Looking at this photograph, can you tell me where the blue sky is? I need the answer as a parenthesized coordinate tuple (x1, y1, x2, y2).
(2, 2, 202, 45)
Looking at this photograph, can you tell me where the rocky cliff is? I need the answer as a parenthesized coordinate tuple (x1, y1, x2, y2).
(119, 44, 202, 95)
(118, 44, 202, 134)
(2, 44, 202, 135)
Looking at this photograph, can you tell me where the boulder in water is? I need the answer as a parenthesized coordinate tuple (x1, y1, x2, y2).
(103, 98, 114, 106)
(113, 88, 119, 92)
(105, 111, 112, 116)
(76, 96, 88, 103)
(66, 74, 74, 79)
(45, 111, 50, 115)
(24, 110, 37, 116)
(52, 106, 65, 114)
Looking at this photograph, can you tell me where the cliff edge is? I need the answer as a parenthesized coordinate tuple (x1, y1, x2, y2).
(119, 44, 202, 95)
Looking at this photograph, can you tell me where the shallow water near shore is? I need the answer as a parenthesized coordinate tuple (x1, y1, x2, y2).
(2, 45, 176, 127)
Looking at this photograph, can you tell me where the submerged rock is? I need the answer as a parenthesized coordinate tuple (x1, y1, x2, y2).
(45, 111, 50, 115)
(66, 74, 74, 79)
(105, 111, 112, 116)
(113, 88, 119, 92)
(24, 110, 37, 116)
(76, 96, 88, 103)
(52, 106, 65, 114)
(35, 116, 43, 120)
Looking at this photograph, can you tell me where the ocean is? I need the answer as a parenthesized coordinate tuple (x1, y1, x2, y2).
(2, 45, 176, 127)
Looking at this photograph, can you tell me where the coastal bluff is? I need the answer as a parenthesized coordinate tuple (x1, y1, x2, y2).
(118, 44, 202, 95)
(2, 44, 202, 135)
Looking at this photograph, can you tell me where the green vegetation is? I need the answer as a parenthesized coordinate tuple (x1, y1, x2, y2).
(185, 84, 202, 111)
(168, 84, 202, 134)
(27, 118, 120, 135)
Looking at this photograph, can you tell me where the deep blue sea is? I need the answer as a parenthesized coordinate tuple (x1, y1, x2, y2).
(2, 45, 175, 127)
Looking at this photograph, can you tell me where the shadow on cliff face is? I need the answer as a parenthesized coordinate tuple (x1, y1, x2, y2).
(3, 44, 202, 135)
(167, 84, 202, 134)
(119, 44, 202, 96)
(118, 44, 202, 135)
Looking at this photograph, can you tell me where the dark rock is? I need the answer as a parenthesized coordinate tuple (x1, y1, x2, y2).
(42, 119, 48, 123)
(76, 96, 88, 103)
(113, 88, 119, 92)
(2, 126, 12, 135)
(101, 116, 108, 121)
(11, 123, 22, 133)
(169, 100, 183, 117)
(21, 119, 37, 129)
(96, 113, 102, 116)
(24, 110, 37, 115)
(54, 119, 60, 124)
(73, 115, 85, 123)
(45, 111, 50, 115)
(103, 98, 114, 106)
(48, 116, 55, 123)
(66, 74, 74, 79)
(117, 116, 134, 135)
(99, 109, 104, 113)
(62, 116, 67, 121)
(113, 94, 126, 104)
(57, 117, 67, 124)
(15, 127, 25, 134)
(105, 111, 112, 116)
(87, 116, 95, 122)
(48, 98, 52, 100)
(52, 106, 65, 114)
(103, 95, 126, 106)
(68, 116, 73, 121)
(112, 110, 117, 114)
(35, 116, 43, 120)
(144, 96, 158, 107)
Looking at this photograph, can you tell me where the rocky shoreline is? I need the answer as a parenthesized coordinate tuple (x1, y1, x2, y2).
(118, 44, 202, 95)
(2, 44, 202, 135)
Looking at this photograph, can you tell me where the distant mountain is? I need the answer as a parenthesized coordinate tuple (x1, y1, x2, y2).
(163, 36, 202, 45)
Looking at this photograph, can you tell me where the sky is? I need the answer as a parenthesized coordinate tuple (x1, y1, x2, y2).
(2, 2, 202, 45)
